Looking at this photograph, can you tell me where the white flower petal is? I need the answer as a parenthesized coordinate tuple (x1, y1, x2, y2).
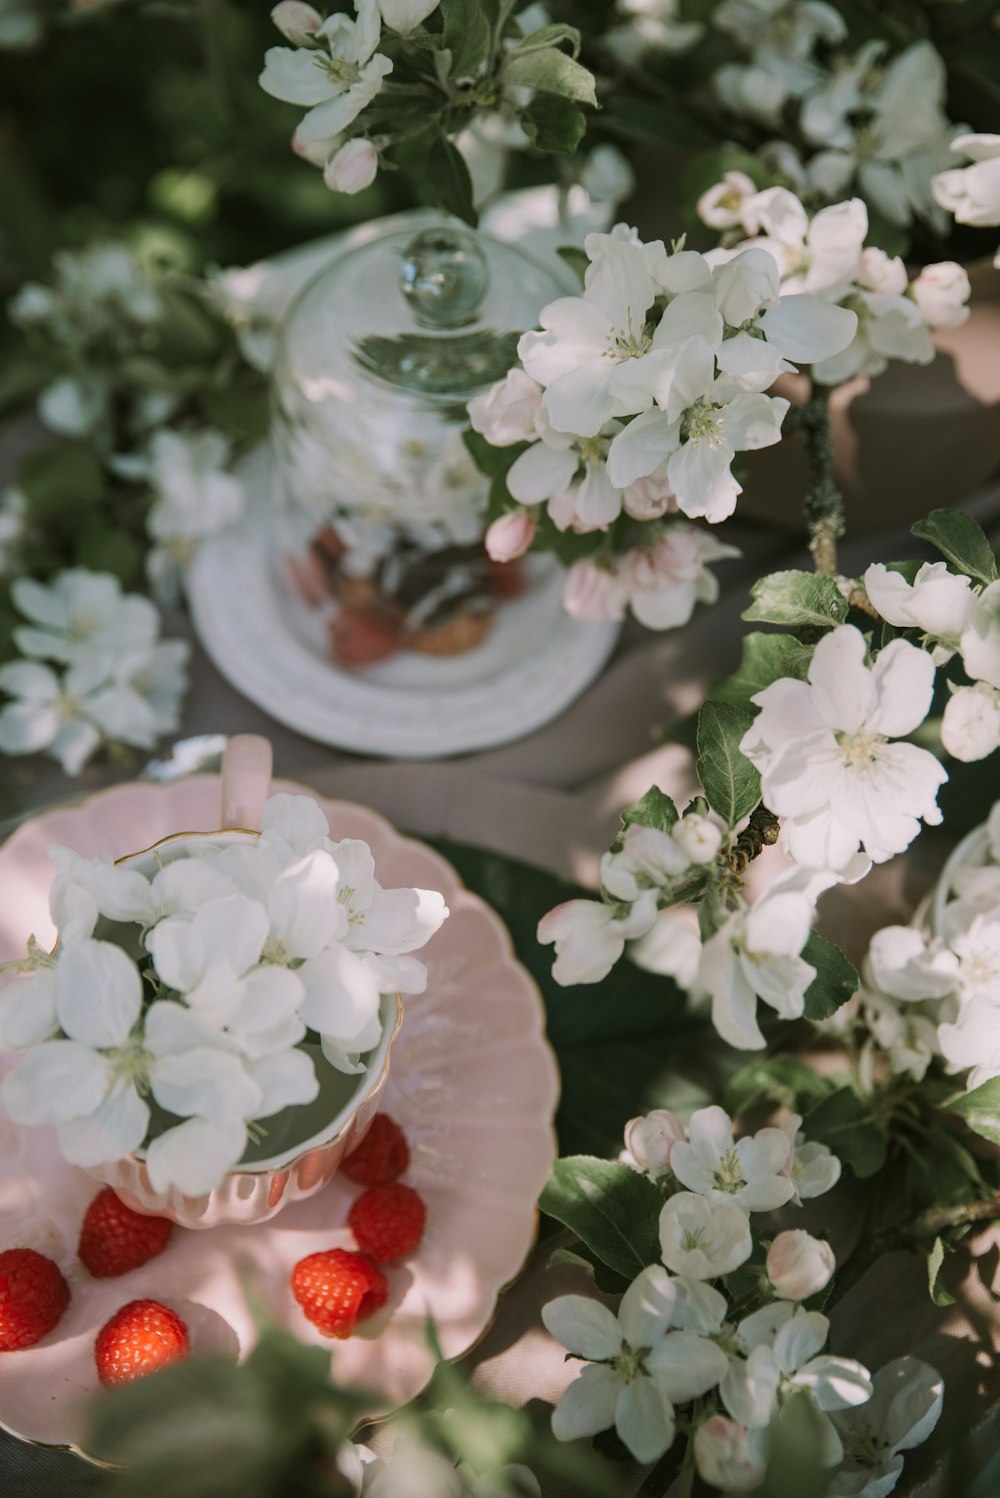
(55, 939, 143, 1048)
(2, 1040, 112, 1124)
(56, 1077, 149, 1166)
(144, 1115, 249, 1195)
(542, 1295, 622, 1361)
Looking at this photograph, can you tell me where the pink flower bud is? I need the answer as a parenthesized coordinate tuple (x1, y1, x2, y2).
(694, 1416, 766, 1491)
(766, 1229, 835, 1300)
(271, 1, 322, 44)
(484, 510, 536, 563)
(561, 560, 626, 623)
(324, 139, 378, 196)
(911, 261, 971, 329)
(622, 1110, 686, 1177)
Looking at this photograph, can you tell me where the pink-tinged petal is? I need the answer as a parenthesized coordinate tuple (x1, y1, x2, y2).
(868, 638, 937, 737)
(808, 626, 875, 734)
(615, 1375, 676, 1462)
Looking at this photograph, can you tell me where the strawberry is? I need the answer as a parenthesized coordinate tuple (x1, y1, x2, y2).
(290, 1249, 388, 1339)
(348, 1183, 426, 1263)
(78, 1188, 173, 1279)
(0, 1248, 70, 1351)
(341, 1114, 410, 1187)
(328, 608, 400, 667)
(94, 1299, 189, 1387)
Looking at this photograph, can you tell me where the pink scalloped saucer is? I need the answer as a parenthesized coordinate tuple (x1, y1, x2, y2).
(0, 776, 559, 1460)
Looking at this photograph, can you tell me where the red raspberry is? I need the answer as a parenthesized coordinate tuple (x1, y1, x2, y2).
(348, 1183, 426, 1263)
(290, 1249, 388, 1339)
(78, 1188, 173, 1279)
(328, 609, 400, 666)
(94, 1299, 189, 1388)
(0, 1248, 70, 1351)
(341, 1114, 410, 1187)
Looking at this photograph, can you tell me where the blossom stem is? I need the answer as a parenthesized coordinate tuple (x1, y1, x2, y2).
(830, 1193, 1000, 1307)
(727, 805, 781, 875)
(799, 388, 843, 578)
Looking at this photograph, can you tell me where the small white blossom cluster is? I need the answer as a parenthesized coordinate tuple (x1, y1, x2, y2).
(850, 802, 1000, 1091)
(711, 26, 960, 235)
(260, 0, 428, 198)
(700, 186, 971, 386)
(863, 560, 1000, 765)
(346, 1441, 541, 1497)
(468, 221, 856, 623)
(0, 792, 448, 1195)
(0, 569, 189, 776)
(113, 429, 246, 605)
(933, 133, 1000, 266)
(546, 1104, 942, 1492)
(8, 241, 166, 442)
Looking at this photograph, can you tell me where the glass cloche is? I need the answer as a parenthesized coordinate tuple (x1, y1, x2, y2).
(271, 211, 566, 665)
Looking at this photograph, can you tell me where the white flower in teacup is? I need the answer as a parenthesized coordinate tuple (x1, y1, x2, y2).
(721, 1307, 873, 1465)
(47, 844, 158, 943)
(670, 1105, 795, 1214)
(296, 944, 388, 1074)
(0, 967, 59, 1050)
(259, 0, 392, 149)
(11, 569, 159, 670)
(259, 791, 333, 863)
(658, 1191, 753, 1279)
(543, 1265, 729, 1462)
(327, 836, 448, 957)
(1, 941, 261, 1179)
(828, 1356, 943, 1498)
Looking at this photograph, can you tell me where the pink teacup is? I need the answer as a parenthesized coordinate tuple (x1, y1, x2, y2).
(85, 735, 402, 1229)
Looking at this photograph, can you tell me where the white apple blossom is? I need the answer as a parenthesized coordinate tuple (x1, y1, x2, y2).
(828, 1357, 943, 1498)
(658, 1191, 753, 1278)
(126, 430, 246, 604)
(542, 1266, 728, 1461)
(941, 685, 1000, 763)
(259, 0, 392, 148)
(606, 0, 704, 65)
(777, 1113, 842, 1202)
(865, 926, 958, 1004)
(932, 134, 1000, 230)
(621, 1109, 686, 1179)
(12, 569, 159, 669)
(628, 907, 702, 989)
(561, 559, 627, 622)
(8, 242, 160, 347)
(861, 990, 940, 1086)
(601, 822, 691, 903)
(537, 894, 658, 985)
(694, 1413, 768, 1492)
(863, 563, 974, 660)
(325, 138, 378, 194)
(959, 580, 1000, 690)
(271, 2, 322, 46)
(672, 811, 724, 866)
(617, 526, 740, 630)
(670, 1105, 794, 1214)
(766, 1229, 836, 1300)
(737, 189, 868, 299)
(698, 172, 759, 232)
(467, 369, 543, 447)
(741, 626, 946, 872)
(721, 1307, 873, 1465)
(694, 866, 840, 1050)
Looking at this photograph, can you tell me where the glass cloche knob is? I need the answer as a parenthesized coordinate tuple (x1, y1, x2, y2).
(398, 225, 490, 328)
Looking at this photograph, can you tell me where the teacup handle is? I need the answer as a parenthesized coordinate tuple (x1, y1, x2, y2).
(221, 735, 273, 831)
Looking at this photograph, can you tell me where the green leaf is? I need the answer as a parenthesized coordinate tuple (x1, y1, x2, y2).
(912, 508, 998, 587)
(17, 443, 104, 517)
(77, 527, 144, 586)
(556, 245, 588, 285)
(501, 47, 597, 106)
(677, 146, 772, 225)
(424, 135, 476, 225)
(928, 1235, 957, 1307)
(802, 930, 859, 1022)
(440, 0, 492, 79)
(725, 1056, 837, 1119)
(540, 1157, 663, 1279)
(521, 94, 587, 156)
(604, 94, 698, 149)
(743, 570, 849, 630)
(757, 1389, 830, 1498)
(511, 23, 582, 57)
(711, 632, 813, 708)
(617, 785, 679, 842)
(803, 1087, 886, 1179)
(948, 1076, 1000, 1144)
(547, 1243, 632, 1295)
(201, 384, 269, 441)
(696, 701, 760, 828)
